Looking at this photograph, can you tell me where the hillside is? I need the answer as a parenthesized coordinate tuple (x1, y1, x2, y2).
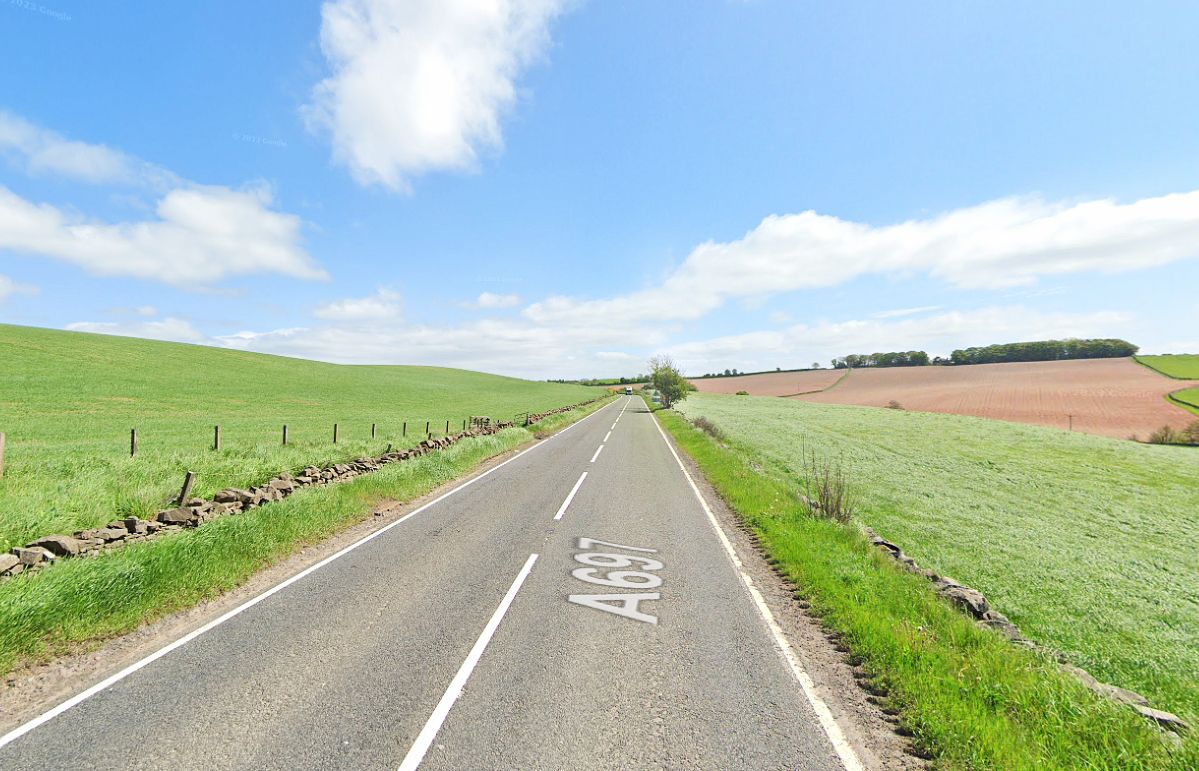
(675, 392, 1199, 725)
(792, 358, 1194, 438)
(0, 324, 601, 549)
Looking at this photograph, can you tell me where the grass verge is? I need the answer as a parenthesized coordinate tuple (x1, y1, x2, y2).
(656, 408, 1195, 769)
(527, 394, 620, 434)
(0, 398, 614, 678)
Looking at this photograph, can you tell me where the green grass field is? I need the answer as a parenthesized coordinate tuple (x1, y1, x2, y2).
(0, 324, 601, 551)
(1168, 388, 1199, 415)
(657, 406, 1195, 770)
(673, 394, 1199, 729)
(1136, 354, 1199, 379)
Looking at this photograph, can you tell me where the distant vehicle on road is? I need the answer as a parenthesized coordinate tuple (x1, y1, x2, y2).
(625, 386, 633, 395)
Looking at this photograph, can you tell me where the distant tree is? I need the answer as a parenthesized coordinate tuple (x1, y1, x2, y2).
(831, 351, 928, 369)
(649, 354, 691, 409)
(812, 362, 821, 370)
(723, 369, 731, 376)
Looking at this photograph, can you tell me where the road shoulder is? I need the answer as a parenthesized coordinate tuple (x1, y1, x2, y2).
(657, 419, 925, 771)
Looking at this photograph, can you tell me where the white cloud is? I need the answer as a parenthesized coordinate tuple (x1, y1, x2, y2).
(304, 0, 567, 190)
(0, 274, 39, 304)
(102, 306, 159, 317)
(474, 291, 520, 308)
(524, 191, 1199, 326)
(873, 305, 941, 318)
(312, 287, 403, 321)
(0, 183, 326, 286)
(187, 304, 1130, 380)
(0, 113, 324, 287)
(66, 317, 208, 343)
(665, 307, 1133, 374)
(0, 110, 175, 187)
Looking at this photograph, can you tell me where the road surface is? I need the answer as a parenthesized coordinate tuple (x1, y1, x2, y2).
(0, 396, 858, 770)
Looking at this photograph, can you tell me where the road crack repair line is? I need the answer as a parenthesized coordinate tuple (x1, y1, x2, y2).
(396, 554, 539, 771)
(648, 413, 866, 771)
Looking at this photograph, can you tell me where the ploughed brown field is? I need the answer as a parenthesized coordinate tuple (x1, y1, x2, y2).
(690, 369, 844, 396)
(707, 358, 1197, 439)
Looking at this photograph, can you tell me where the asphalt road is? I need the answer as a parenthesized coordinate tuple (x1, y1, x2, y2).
(0, 396, 854, 770)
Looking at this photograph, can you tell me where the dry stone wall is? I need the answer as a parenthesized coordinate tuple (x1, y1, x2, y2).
(0, 418, 519, 583)
(865, 527, 1190, 738)
(3, 391, 614, 581)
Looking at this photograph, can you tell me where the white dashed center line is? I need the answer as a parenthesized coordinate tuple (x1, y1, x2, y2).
(590, 444, 604, 463)
(396, 554, 538, 771)
(554, 472, 588, 521)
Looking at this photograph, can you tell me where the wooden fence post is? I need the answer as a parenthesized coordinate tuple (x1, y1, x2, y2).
(214, 425, 221, 451)
(445, 420, 449, 434)
(403, 422, 407, 438)
(462, 419, 466, 431)
(176, 471, 196, 504)
(334, 423, 339, 444)
(131, 428, 138, 457)
(0, 432, 6, 479)
(372, 423, 377, 439)
(425, 421, 430, 436)
(283, 425, 288, 445)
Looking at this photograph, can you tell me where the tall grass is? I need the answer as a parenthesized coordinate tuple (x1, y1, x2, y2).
(673, 394, 1199, 727)
(658, 409, 1196, 770)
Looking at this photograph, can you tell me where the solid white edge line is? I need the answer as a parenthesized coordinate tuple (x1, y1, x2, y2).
(396, 553, 539, 771)
(590, 444, 604, 463)
(554, 472, 588, 521)
(0, 400, 620, 752)
(648, 414, 866, 771)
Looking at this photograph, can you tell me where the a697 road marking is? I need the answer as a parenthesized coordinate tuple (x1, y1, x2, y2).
(567, 537, 662, 624)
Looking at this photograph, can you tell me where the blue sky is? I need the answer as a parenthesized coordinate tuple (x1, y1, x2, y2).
(2, 0, 1198, 378)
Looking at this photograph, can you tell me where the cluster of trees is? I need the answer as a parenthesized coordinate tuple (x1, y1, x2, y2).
(825, 339, 1139, 370)
(831, 351, 930, 369)
(649, 355, 693, 409)
(949, 339, 1138, 366)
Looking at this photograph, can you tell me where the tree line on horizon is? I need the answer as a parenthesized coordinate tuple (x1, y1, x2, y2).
(832, 338, 1138, 369)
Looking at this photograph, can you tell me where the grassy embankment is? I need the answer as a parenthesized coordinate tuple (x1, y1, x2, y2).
(0, 324, 601, 551)
(1135, 355, 1199, 415)
(0, 324, 613, 674)
(661, 393, 1196, 770)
